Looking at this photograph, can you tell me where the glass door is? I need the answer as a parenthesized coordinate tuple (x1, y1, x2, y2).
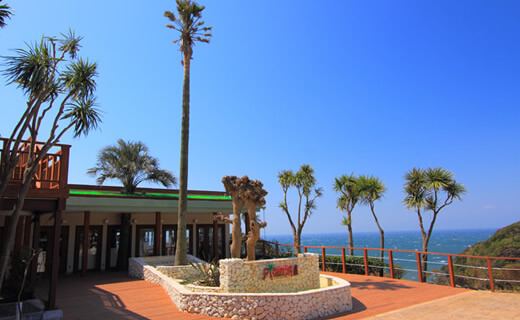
(74, 226, 102, 272)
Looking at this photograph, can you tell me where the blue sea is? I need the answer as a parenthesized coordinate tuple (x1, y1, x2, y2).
(266, 228, 497, 281)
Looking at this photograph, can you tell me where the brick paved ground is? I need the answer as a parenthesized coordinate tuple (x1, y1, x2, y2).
(40, 271, 470, 319)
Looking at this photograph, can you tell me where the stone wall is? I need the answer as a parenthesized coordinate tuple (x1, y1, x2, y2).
(129, 255, 204, 280)
(220, 254, 320, 293)
(129, 255, 352, 320)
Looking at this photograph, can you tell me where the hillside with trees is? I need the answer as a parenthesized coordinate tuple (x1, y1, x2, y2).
(442, 221, 520, 291)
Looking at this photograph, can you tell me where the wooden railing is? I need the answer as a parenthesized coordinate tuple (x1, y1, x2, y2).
(0, 138, 70, 193)
(263, 241, 520, 292)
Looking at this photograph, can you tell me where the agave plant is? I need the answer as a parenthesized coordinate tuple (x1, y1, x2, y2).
(186, 259, 220, 287)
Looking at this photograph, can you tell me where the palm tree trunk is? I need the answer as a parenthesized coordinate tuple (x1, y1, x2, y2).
(369, 202, 385, 261)
(421, 235, 429, 282)
(293, 231, 301, 254)
(0, 163, 36, 292)
(117, 213, 131, 270)
(347, 212, 354, 256)
(175, 53, 191, 266)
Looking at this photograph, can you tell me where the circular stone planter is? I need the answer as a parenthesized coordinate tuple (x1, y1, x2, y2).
(129, 255, 352, 320)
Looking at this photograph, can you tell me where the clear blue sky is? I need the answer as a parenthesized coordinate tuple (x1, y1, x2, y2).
(1, 1, 519, 236)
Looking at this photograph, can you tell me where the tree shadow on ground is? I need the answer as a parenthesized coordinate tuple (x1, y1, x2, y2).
(35, 271, 152, 319)
(349, 278, 414, 291)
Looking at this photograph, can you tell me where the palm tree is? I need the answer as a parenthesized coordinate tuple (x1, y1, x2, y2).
(0, 32, 101, 291)
(164, 0, 211, 266)
(279, 165, 322, 254)
(88, 139, 176, 269)
(357, 175, 386, 260)
(403, 167, 466, 280)
(333, 174, 359, 255)
(0, 1, 12, 29)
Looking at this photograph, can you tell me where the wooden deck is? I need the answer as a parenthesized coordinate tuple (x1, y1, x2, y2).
(42, 271, 468, 319)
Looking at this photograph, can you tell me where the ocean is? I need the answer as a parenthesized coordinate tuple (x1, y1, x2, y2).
(266, 228, 497, 281)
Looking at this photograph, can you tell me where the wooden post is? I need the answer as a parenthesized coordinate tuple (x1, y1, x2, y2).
(341, 248, 346, 274)
(29, 214, 40, 292)
(48, 205, 63, 309)
(321, 247, 326, 271)
(212, 213, 219, 260)
(58, 145, 70, 190)
(304, 246, 307, 253)
(487, 258, 495, 292)
(364, 249, 369, 276)
(23, 216, 32, 247)
(416, 252, 423, 283)
(154, 212, 161, 256)
(82, 211, 90, 276)
(389, 250, 394, 279)
(14, 217, 24, 251)
(276, 243, 279, 258)
(2, 216, 9, 244)
(448, 255, 455, 287)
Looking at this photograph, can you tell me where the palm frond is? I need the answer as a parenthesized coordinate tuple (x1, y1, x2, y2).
(62, 96, 102, 137)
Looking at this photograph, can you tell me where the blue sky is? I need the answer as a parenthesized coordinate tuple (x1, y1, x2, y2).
(1, 1, 519, 236)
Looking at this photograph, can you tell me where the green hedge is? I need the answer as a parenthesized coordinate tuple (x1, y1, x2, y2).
(319, 255, 406, 279)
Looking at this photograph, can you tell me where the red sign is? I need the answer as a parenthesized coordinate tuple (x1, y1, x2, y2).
(263, 264, 298, 280)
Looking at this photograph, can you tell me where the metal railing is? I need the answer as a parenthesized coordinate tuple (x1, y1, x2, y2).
(262, 241, 520, 292)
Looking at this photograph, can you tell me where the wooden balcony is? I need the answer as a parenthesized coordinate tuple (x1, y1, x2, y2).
(0, 138, 70, 200)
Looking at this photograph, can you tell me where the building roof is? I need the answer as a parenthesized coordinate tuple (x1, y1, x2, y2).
(66, 184, 234, 213)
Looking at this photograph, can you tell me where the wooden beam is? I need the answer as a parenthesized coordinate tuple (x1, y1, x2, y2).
(30, 214, 40, 292)
(48, 206, 63, 309)
(23, 216, 32, 247)
(82, 211, 90, 276)
(59, 145, 70, 190)
(213, 213, 218, 260)
(3, 216, 10, 244)
(14, 216, 24, 251)
(154, 212, 161, 256)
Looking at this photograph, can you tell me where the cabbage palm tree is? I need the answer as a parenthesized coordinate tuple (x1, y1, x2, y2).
(279, 165, 322, 254)
(333, 174, 359, 255)
(88, 139, 176, 269)
(0, 32, 101, 290)
(357, 175, 386, 260)
(164, 0, 211, 266)
(403, 167, 466, 280)
(0, 1, 12, 28)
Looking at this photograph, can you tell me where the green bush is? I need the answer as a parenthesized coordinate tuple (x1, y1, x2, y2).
(319, 255, 406, 279)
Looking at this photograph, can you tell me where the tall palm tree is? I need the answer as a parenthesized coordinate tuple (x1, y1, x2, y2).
(333, 174, 359, 255)
(357, 175, 386, 260)
(0, 1, 12, 29)
(403, 167, 466, 280)
(88, 139, 176, 269)
(164, 0, 211, 266)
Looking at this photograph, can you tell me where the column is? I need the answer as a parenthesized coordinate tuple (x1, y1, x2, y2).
(82, 211, 90, 276)
(154, 212, 161, 256)
(48, 201, 63, 309)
